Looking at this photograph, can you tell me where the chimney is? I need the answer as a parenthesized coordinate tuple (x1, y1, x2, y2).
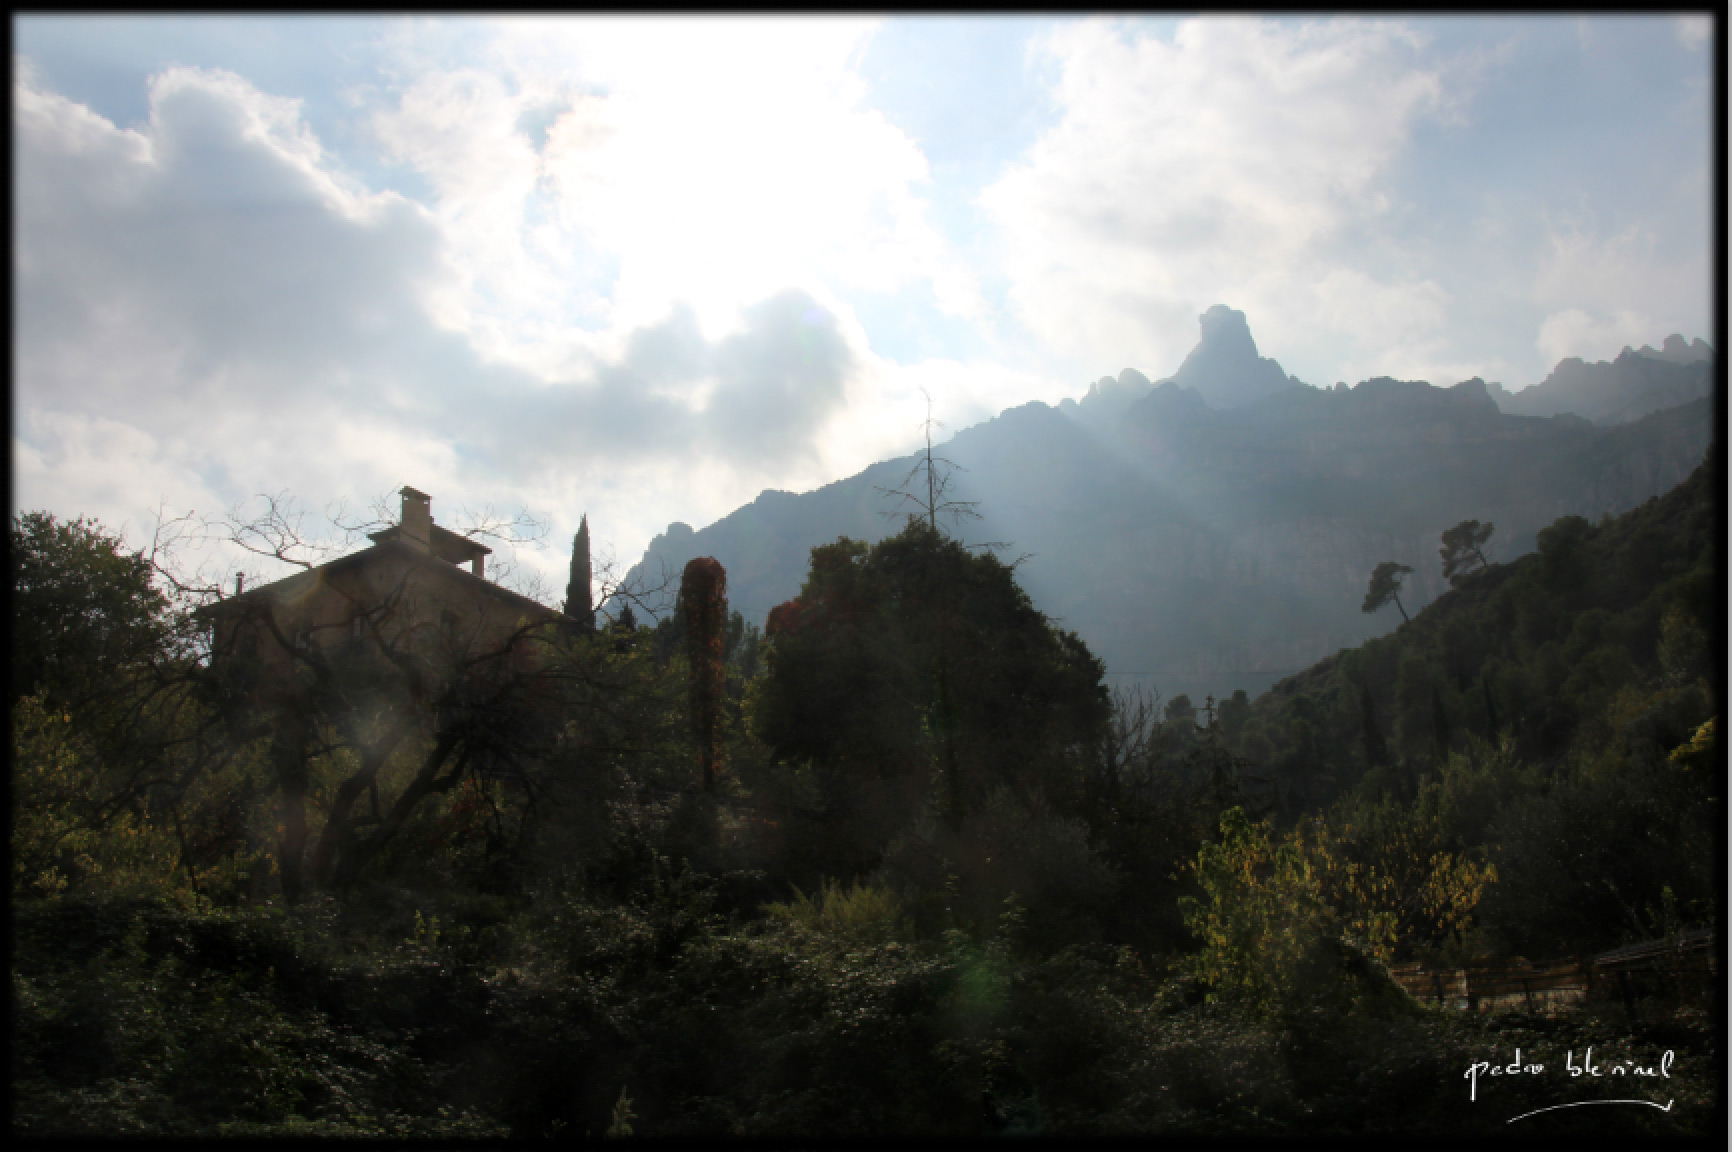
(399, 486, 432, 551)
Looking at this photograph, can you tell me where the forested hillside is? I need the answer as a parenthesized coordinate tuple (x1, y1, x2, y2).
(11, 454, 1720, 1138)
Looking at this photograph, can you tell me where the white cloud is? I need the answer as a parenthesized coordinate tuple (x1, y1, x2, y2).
(368, 18, 986, 377)
(1535, 308, 1652, 368)
(1530, 224, 1709, 366)
(1673, 15, 1711, 50)
(13, 60, 875, 590)
(981, 17, 1449, 382)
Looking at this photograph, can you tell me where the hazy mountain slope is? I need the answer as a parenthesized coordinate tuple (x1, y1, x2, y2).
(1236, 445, 1717, 791)
(1488, 343, 1714, 425)
(627, 316, 1716, 703)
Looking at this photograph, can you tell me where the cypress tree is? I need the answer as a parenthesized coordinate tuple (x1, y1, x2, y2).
(679, 557, 728, 794)
(564, 515, 595, 631)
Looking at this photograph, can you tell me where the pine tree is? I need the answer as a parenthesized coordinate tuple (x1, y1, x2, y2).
(564, 516, 595, 631)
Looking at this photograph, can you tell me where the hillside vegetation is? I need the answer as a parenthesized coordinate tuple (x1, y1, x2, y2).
(10, 451, 1720, 1137)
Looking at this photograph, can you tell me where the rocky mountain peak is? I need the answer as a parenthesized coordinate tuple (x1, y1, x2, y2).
(1631, 334, 1715, 365)
(1167, 305, 1299, 410)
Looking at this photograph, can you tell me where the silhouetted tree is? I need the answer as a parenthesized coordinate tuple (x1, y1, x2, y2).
(679, 557, 728, 794)
(11, 512, 176, 711)
(1362, 561, 1414, 623)
(1440, 520, 1494, 585)
(1218, 689, 1251, 738)
(564, 516, 595, 631)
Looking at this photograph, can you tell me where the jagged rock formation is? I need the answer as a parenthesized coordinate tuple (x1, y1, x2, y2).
(1164, 304, 1301, 409)
(626, 315, 1715, 704)
(1633, 333, 1714, 366)
(1488, 339, 1716, 425)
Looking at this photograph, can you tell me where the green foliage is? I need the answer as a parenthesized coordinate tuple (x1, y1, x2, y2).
(11, 511, 176, 709)
(12, 693, 183, 900)
(564, 515, 595, 630)
(754, 519, 1110, 872)
(680, 557, 729, 793)
(1361, 560, 1413, 622)
(1227, 458, 1718, 963)
(764, 878, 905, 941)
(1180, 808, 1335, 1015)
(1180, 797, 1495, 1018)
(10, 456, 1720, 1138)
(1439, 519, 1494, 585)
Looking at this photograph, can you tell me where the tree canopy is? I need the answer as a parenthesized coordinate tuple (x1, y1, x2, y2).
(11, 512, 176, 708)
(1361, 561, 1414, 623)
(1439, 519, 1494, 585)
(756, 520, 1110, 836)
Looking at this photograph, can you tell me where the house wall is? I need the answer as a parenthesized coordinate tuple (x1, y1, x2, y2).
(213, 546, 564, 713)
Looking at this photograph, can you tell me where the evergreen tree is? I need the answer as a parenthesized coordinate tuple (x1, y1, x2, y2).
(679, 557, 728, 794)
(1439, 520, 1494, 585)
(1362, 561, 1414, 623)
(564, 516, 595, 631)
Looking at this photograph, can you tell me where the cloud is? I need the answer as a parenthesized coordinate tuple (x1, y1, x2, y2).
(1673, 15, 1712, 50)
(369, 18, 985, 370)
(14, 61, 862, 583)
(979, 18, 1452, 381)
(1530, 223, 1709, 365)
(1535, 308, 1655, 368)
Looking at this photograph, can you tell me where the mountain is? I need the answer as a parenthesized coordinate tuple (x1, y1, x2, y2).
(626, 313, 1716, 704)
(1488, 339, 1715, 425)
(1634, 333, 1715, 366)
(1160, 304, 1300, 410)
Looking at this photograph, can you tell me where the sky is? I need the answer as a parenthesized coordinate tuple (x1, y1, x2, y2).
(13, 15, 1717, 604)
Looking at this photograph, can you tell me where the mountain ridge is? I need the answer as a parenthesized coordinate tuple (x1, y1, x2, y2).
(624, 312, 1717, 703)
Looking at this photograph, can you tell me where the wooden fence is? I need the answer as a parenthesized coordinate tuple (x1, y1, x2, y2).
(1388, 929, 1717, 1014)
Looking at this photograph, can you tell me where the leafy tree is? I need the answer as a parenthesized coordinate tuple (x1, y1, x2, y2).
(11, 512, 176, 709)
(1217, 689, 1251, 738)
(1361, 561, 1414, 624)
(756, 520, 1109, 860)
(564, 515, 595, 631)
(1438, 520, 1493, 586)
(1163, 694, 1195, 725)
(1179, 807, 1334, 1014)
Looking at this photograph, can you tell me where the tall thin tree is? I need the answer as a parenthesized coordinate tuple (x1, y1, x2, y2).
(680, 557, 728, 794)
(564, 515, 595, 631)
(875, 392, 976, 829)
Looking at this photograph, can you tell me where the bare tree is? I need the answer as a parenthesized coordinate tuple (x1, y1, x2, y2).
(876, 388, 982, 538)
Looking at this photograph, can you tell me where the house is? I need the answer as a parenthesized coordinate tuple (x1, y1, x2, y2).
(203, 486, 568, 712)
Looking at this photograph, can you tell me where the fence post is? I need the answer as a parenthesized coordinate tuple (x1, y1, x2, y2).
(1522, 977, 1534, 1015)
(1617, 970, 1634, 1014)
(1433, 972, 1445, 1007)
